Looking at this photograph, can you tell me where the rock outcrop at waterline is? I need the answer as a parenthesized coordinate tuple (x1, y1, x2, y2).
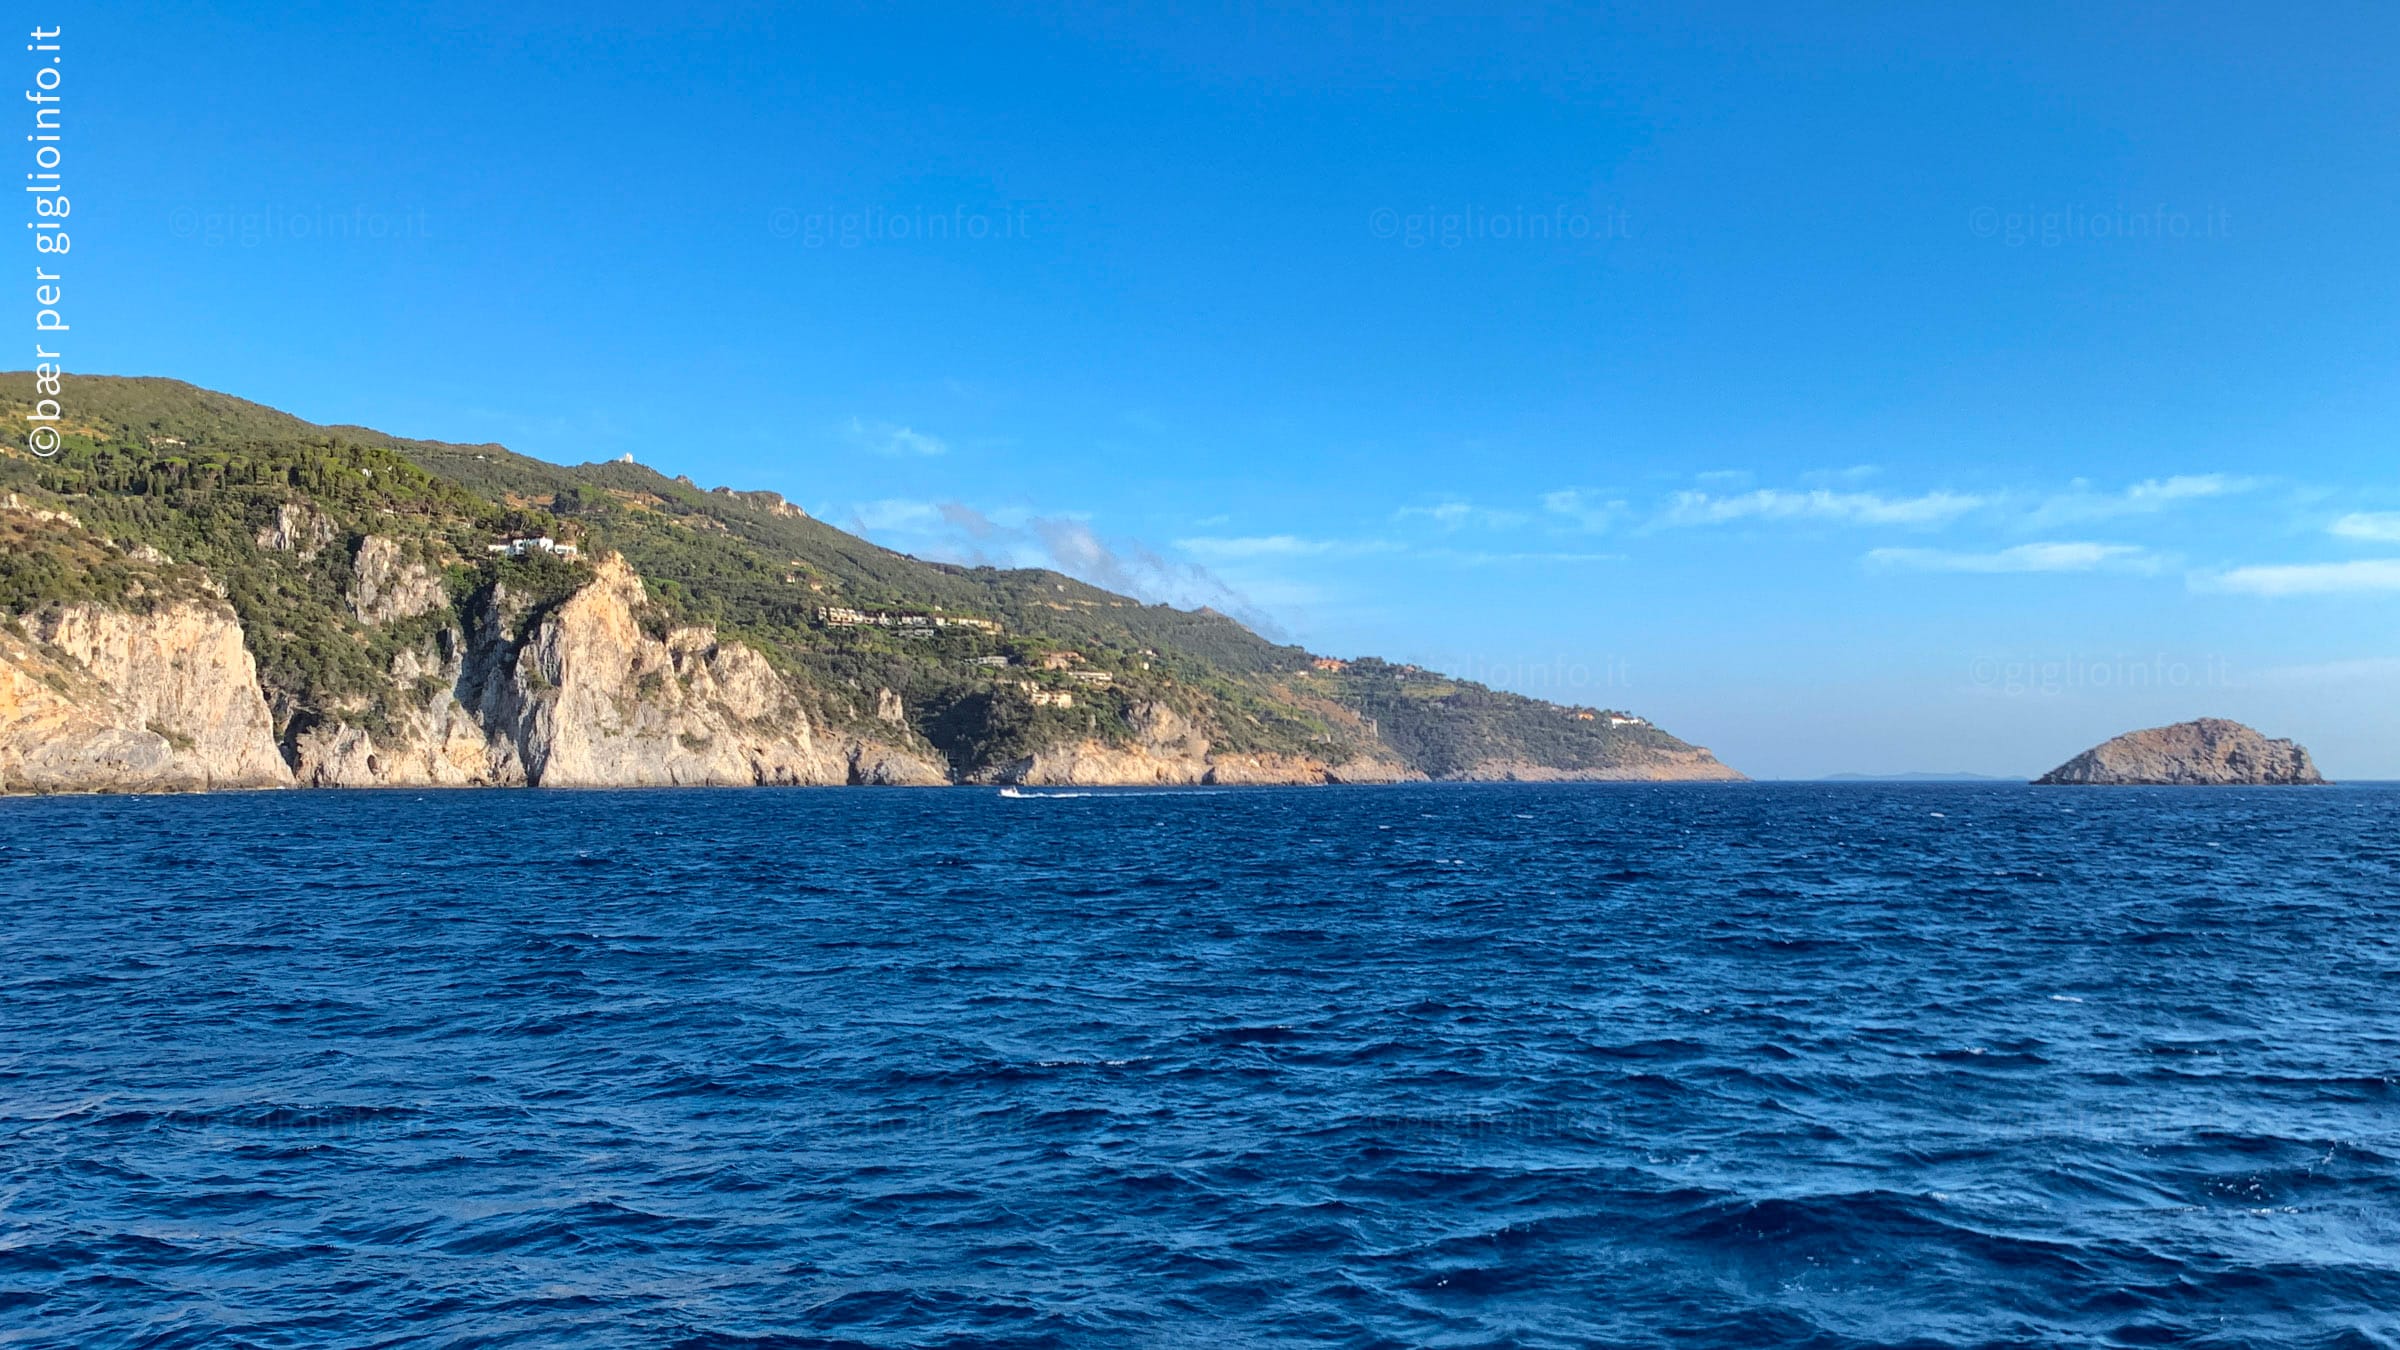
(287, 553, 949, 790)
(2033, 718, 2327, 786)
(0, 599, 293, 793)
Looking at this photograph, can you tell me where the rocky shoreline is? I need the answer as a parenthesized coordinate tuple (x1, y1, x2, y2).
(1, 549, 1744, 796)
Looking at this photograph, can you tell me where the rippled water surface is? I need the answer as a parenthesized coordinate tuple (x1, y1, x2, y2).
(6, 782, 2400, 1348)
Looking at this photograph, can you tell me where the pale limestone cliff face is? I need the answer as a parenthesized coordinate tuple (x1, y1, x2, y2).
(0, 600, 291, 793)
(254, 502, 338, 558)
(515, 557, 827, 786)
(348, 535, 449, 626)
(977, 698, 1419, 786)
(288, 635, 528, 788)
(293, 554, 947, 789)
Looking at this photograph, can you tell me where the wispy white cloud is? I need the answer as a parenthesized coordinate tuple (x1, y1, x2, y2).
(2330, 512, 2400, 543)
(1392, 500, 1529, 530)
(834, 499, 1276, 628)
(845, 498, 946, 532)
(2026, 474, 2260, 526)
(1425, 548, 1625, 566)
(1541, 489, 1628, 532)
(1663, 487, 1987, 528)
(1866, 542, 2158, 574)
(1174, 534, 1397, 560)
(843, 416, 950, 457)
(2257, 655, 2400, 685)
(2125, 473, 2256, 505)
(2203, 559, 2400, 597)
(1799, 465, 1880, 485)
(937, 501, 1000, 536)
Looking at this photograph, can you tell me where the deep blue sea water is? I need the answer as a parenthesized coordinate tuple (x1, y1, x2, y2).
(5, 782, 2400, 1349)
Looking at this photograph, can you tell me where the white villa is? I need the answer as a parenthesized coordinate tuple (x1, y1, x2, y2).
(488, 536, 581, 560)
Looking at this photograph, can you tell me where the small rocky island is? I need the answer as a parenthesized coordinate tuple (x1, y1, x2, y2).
(2033, 718, 2327, 786)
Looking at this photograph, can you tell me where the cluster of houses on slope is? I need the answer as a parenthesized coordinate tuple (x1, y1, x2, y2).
(963, 649, 1119, 694)
(1307, 657, 1426, 678)
(1310, 655, 1647, 728)
(1034, 651, 1114, 684)
(487, 536, 581, 561)
(1012, 679, 1111, 708)
(813, 606, 1003, 638)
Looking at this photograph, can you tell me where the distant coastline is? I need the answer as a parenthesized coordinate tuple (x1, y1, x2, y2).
(1817, 771, 2011, 783)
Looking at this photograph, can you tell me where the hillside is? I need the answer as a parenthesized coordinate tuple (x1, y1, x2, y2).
(0, 376, 1742, 790)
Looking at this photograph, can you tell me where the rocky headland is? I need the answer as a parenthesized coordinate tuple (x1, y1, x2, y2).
(2032, 718, 2327, 786)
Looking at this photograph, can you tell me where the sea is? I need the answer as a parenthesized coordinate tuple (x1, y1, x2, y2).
(4, 782, 2397, 1349)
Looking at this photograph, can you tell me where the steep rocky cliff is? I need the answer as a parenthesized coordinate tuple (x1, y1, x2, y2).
(0, 506, 946, 793)
(2033, 718, 2327, 786)
(500, 554, 942, 787)
(0, 598, 291, 793)
(290, 551, 947, 789)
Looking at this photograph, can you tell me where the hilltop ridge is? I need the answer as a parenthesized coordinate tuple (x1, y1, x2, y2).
(0, 376, 1742, 792)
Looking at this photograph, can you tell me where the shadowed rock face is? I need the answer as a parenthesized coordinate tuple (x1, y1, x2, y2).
(2033, 718, 2327, 786)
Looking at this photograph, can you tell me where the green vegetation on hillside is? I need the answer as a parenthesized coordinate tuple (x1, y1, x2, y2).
(0, 376, 1727, 778)
(0, 399, 576, 730)
(1310, 659, 1694, 778)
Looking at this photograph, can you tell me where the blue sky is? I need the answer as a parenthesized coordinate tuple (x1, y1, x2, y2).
(63, 1, 2400, 777)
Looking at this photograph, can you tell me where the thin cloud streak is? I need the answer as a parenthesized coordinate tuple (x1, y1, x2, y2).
(2026, 473, 2260, 527)
(1866, 542, 2157, 574)
(843, 499, 1283, 633)
(1662, 488, 1987, 528)
(1176, 534, 1399, 560)
(1391, 500, 1529, 530)
(2257, 655, 2400, 684)
(844, 416, 950, 457)
(2204, 559, 2400, 597)
(1541, 489, 1628, 532)
(2330, 512, 2400, 543)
